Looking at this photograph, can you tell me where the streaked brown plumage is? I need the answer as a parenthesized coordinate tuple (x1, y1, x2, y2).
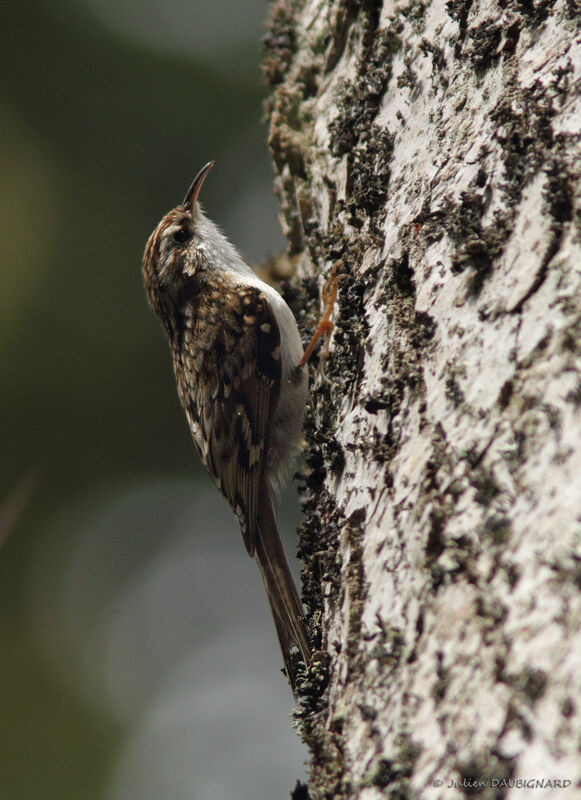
(142, 163, 311, 692)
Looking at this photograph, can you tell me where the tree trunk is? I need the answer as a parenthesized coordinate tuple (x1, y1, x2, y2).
(263, 0, 581, 797)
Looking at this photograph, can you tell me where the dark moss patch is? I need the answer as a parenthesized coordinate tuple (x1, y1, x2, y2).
(344, 514, 367, 664)
(406, 609, 425, 664)
(561, 697, 575, 718)
(506, 563, 521, 588)
(294, 489, 368, 798)
(329, 27, 402, 156)
(449, 193, 491, 267)
(481, 515, 512, 544)
(564, 0, 581, 20)
(400, 0, 428, 27)
(295, 650, 331, 711)
(432, 651, 451, 703)
(565, 379, 581, 408)
(391, 252, 415, 296)
(471, 466, 501, 507)
(426, 507, 447, 561)
(510, 160, 574, 313)
(361, 736, 420, 796)
(497, 379, 514, 409)
(455, 752, 516, 798)
(397, 54, 418, 89)
(446, 0, 474, 56)
(509, 0, 557, 26)
(496, 665, 548, 705)
(297, 484, 342, 617)
(364, 394, 392, 414)
(412, 311, 437, 346)
(467, 20, 502, 76)
(420, 37, 448, 77)
(364, 757, 398, 790)
(445, 371, 466, 408)
(545, 160, 574, 226)
(502, 20, 521, 55)
(348, 126, 395, 219)
(491, 86, 556, 205)
(369, 625, 405, 670)
(517, 668, 548, 703)
(442, 185, 517, 296)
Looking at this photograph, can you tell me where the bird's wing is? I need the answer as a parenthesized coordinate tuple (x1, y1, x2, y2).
(183, 284, 282, 556)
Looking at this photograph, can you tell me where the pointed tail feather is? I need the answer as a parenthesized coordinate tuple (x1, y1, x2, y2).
(255, 489, 311, 693)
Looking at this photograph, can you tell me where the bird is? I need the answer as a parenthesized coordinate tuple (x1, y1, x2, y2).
(142, 161, 312, 692)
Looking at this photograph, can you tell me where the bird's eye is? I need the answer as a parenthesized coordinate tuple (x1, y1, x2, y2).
(173, 228, 190, 243)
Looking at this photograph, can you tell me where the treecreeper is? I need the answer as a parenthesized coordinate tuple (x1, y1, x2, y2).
(142, 161, 320, 693)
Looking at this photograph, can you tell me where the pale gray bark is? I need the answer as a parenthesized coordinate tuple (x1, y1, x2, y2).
(264, 0, 581, 798)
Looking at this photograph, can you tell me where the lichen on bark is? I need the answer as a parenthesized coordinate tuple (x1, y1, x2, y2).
(264, 0, 581, 798)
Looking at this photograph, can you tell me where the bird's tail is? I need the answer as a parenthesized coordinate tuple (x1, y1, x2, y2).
(255, 488, 311, 695)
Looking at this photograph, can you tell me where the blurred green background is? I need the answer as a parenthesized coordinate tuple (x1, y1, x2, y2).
(0, 1, 307, 798)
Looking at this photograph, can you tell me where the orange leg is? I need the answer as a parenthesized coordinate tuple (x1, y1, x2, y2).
(299, 263, 347, 368)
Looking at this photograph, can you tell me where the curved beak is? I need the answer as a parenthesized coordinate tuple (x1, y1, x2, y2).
(183, 161, 215, 210)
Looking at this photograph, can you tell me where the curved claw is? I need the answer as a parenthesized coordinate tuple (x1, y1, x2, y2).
(299, 262, 348, 368)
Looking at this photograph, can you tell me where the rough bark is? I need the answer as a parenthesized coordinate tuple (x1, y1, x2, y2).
(263, 0, 581, 798)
